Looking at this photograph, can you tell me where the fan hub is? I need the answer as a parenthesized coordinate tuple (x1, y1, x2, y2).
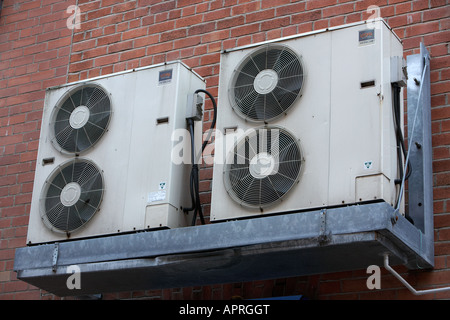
(253, 69, 278, 94)
(69, 105, 90, 129)
(60, 182, 82, 207)
(249, 152, 278, 179)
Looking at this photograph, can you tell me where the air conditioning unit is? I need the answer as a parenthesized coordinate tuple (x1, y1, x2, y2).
(27, 61, 206, 245)
(210, 20, 406, 222)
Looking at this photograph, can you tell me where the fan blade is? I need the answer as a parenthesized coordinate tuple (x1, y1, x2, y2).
(225, 127, 302, 208)
(231, 45, 304, 122)
(51, 85, 111, 153)
(41, 159, 104, 233)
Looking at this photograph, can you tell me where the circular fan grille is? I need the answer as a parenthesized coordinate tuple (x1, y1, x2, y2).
(224, 127, 303, 209)
(40, 159, 104, 234)
(51, 84, 111, 154)
(229, 44, 304, 122)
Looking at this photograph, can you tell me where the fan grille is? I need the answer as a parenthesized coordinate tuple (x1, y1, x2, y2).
(51, 84, 111, 154)
(40, 159, 104, 234)
(229, 44, 304, 122)
(224, 127, 302, 209)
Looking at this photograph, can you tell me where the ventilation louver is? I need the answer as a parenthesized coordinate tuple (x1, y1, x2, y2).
(223, 127, 303, 209)
(50, 84, 111, 154)
(40, 159, 104, 234)
(229, 44, 304, 123)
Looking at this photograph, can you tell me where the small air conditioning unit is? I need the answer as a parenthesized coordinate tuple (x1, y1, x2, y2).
(210, 20, 407, 222)
(27, 61, 206, 245)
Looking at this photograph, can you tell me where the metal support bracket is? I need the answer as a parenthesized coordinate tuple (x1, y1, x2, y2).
(318, 209, 331, 244)
(405, 43, 434, 267)
(52, 243, 59, 272)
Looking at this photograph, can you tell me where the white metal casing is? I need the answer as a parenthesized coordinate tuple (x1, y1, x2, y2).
(210, 20, 405, 221)
(27, 61, 205, 244)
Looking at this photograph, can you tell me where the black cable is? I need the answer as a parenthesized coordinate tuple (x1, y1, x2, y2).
(184, 120, 196, 213)
(393, 84, 404, 185)
(392, 83, 413, 224)
(195, 89, 217, 152)
(392, 84, 412, 184)
(184, 89, 217, 226)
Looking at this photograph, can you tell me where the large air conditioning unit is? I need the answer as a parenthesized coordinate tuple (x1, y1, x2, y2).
(210, 20, 407, 222)
(27, 61, 206, 245)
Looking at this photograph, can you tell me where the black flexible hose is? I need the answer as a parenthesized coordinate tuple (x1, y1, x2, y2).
(392, 84, 413, 224)
(184, 89, 217, 226)
(195, 89, 217, 152)
(392, 84, 412, 184)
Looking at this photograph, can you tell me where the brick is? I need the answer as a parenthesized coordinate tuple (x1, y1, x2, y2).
(323, 3, 355, 18)
(12, 122, 37, 134)
(261, 0, 291, 9)
(232, 1, 260, 15)
(7, 91, 45, 107)
(31, 70, 55, 81)
(147, 42, 173, 55)
(424, 30, 450, 46)
(72, 39, 96, 52)
(47, 37, 72, 50)
(423, 6, 450, 21)
(12, 37, 36, 50)
(7, 75, 31, 87)
(431, 81, 450, 95)
(148, 20, 176, 34)
(396, 2, 413, 15)
(430, 56, 450, 71)
(355, 0, 388, 11)
(122, 27, 149, 41)
(4, 10, 29, 24)
(405, 21, 440, 37)
(176, 14, 204, 28)
(174, 36, 202, 50)
(204, 8, 230, 22)
(261, 16, 290, 31)
(160, 29, 187, 42)
(0, 155, 20, 167)
(412, 0, 430, 11)
(246, 8, 275, 23)
(120, 48, 146, 61)
(0, 271, 11, 282)
(134, 34, 159, 48)
(96, 34, 121, 46)
(94, 53, 120, 67)
(231, 23, 260, 38)
(436, 172, 450, 187)
(188, 22, 216, 36)
(150, 0, 176, 14)
(113, 1, 137, 14)
(177, 0, 203, 8)
(434, 159, 450, 173)
(200, 53, 220, 66)
(87, 7, 112, 20)
(292, 10, 322, 24)
(217, 16, 245, 30)
(108, 40, 134, 54)
(276, 3, 305, 17)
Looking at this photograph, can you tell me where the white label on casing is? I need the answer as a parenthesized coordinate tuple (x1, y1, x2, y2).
(148, 190, 166, 203)
(359, 29, 375, 46)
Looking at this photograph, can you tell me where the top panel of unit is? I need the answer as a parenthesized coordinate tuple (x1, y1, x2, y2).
(222, 18, 400, 54)
(47, 60, 205, 91)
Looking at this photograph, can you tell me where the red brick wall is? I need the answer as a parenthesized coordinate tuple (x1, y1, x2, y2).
(0, 0, 449, 300)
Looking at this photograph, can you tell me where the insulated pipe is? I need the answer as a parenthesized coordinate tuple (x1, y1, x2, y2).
(383, 254, 450, 296)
